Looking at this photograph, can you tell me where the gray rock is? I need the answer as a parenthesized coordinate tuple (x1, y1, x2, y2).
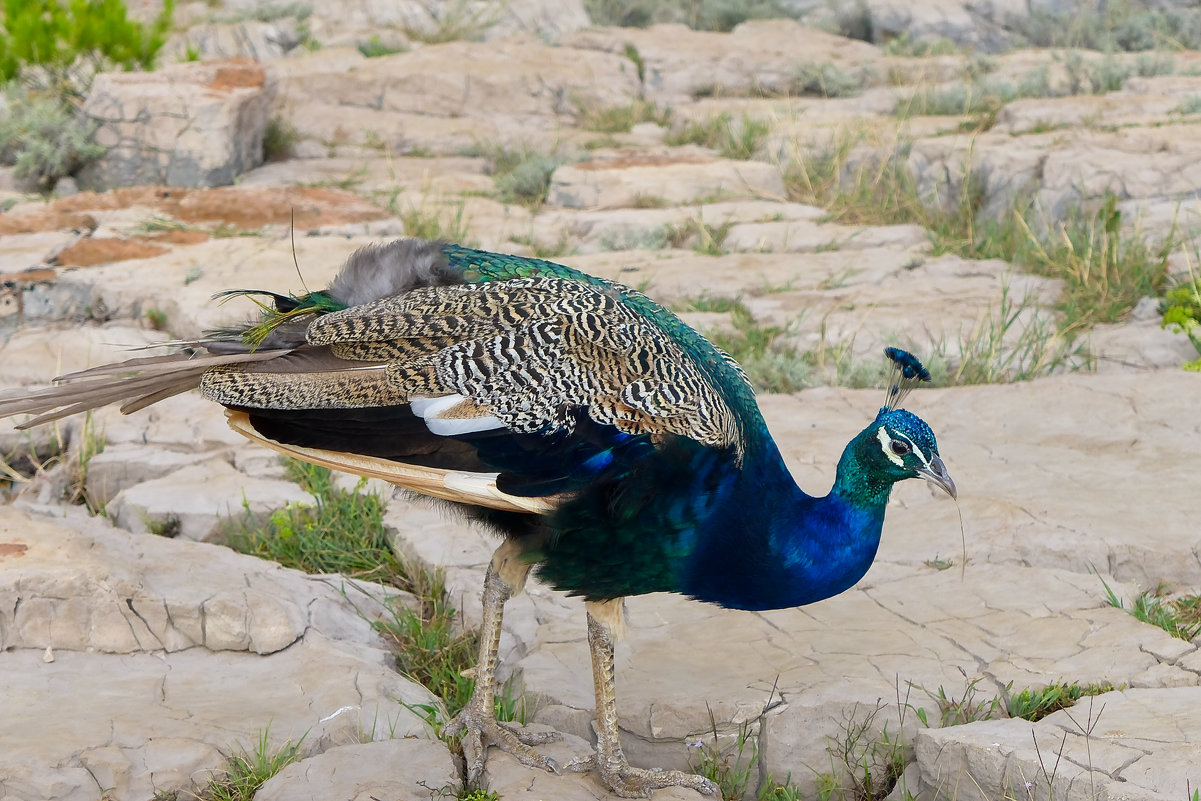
(85, 443, 231, 506)
(915, 689, 1201, 801)
(271, 38, 637, 155)
(0, 506, 435, 801)
(547, 153, 787, 210)
(164, 19, 303, 62)
(565, 21, 881, 102)
(254, 739, 459, 801)
(78, 60, 278, 189)
(106, 459, 313, 541)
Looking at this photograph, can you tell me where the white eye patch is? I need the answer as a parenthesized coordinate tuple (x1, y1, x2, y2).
(876, 427, 932, 469)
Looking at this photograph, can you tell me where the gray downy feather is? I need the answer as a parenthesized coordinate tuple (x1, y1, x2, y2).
(327, 239, 461, 307)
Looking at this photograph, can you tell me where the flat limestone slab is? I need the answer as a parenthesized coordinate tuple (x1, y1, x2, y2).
(0, 507, 435, 801)
(917, 688, 1201, 801)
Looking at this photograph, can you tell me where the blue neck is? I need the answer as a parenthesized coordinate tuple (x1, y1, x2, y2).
(680, 436, 890, 611)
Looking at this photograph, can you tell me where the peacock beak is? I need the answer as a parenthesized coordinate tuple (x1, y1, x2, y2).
(916, 455, 956, 499)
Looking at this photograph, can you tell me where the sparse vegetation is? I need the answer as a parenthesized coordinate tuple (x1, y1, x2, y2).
(584, 0, 789, 32)
(469, 144, 570, 207)
(262, 116, 300, 161)
(784, 134, 1174, 349)
(927, 284, 1093, 386)
(666, 112, 770, 159)
(395, 199, 473, 244)
(228, 460, 404, 586)
(664, 215, 732, 254)
(1161, 261, 1201, 370)
(198, 729, 305, 801)
(356, 35, 406, 58)
(913, 671, 1115, 728)
(791, 62, 865, 98)
(578, 98, 669, 133)
(1102, 577, 1201, 642)
(1014, 4, 1201, 51)
(0, 84, 105, 191)
(882, 33, 960, 57)
(401, 0, 498, 43)
(228, 460, 488, 719)
(1003, 680, 1117, 723)
(687, 716, 758, 801)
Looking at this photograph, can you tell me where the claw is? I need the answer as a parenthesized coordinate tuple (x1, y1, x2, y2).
(446, 700, 562, 783)
(598, 764, 719, 798)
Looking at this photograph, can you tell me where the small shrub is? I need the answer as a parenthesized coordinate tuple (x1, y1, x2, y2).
(475, 145, 569, 206)
(1161, 265, 1201, 370)
(0, 0, 175, 82)
(0, 86, 105, 191)
(262, 115, 299, 161)
(792, 62, 864, 98)
(357, 35, 406, 58)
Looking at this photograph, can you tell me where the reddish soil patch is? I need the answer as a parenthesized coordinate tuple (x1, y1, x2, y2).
(0, 543, 28, 559)
(210, 61, 266, 91)
(0, 268, 57, 285)
(148, 229, 210, 245)
(0, 211, 96, 235)
(55, 238, 169, 267)
(53, 186, 386, 230)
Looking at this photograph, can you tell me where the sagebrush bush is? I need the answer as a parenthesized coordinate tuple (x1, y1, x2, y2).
(0, 86, 104, 190)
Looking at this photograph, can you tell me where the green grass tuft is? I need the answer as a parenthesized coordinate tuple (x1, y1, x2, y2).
(228, 461, 407, 587)
(200, 729, 304, 801)
(1103, 577, 1201, 641)
(1003, 681, 1117, 723)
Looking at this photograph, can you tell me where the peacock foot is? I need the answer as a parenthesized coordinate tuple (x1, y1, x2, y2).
(566, 753, 719, 798)
(444, 699, 562, 784)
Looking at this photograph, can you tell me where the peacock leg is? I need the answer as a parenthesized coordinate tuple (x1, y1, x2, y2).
(444, 540, 560, 784)
(571, 600, 718, 798)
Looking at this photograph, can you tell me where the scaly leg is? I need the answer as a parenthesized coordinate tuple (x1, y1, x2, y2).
(444, 541, 560, 785)
(570, 599, 718, 798)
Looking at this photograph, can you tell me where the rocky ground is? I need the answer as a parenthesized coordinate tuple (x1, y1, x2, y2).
(3, 2, 1201, 800)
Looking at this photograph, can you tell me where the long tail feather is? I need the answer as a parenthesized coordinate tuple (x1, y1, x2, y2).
(0, 350, 291, 429)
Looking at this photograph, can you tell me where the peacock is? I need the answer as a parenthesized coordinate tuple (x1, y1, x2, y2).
(0, 239, 955, 798)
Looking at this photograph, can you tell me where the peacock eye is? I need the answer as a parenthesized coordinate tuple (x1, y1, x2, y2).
(889, 439, 911, 457)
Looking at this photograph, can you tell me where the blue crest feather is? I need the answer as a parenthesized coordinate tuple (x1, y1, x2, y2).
(882, 347, 931, 411)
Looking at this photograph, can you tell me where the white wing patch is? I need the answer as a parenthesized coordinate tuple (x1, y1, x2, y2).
(411, 393, 505, 436)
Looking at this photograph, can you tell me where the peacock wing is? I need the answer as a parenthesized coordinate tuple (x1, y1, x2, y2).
(201, 275, 748, 507)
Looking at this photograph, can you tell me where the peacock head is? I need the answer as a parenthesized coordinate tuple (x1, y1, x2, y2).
(860, 348, 956, 499)
(869, 407, 955, 499)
